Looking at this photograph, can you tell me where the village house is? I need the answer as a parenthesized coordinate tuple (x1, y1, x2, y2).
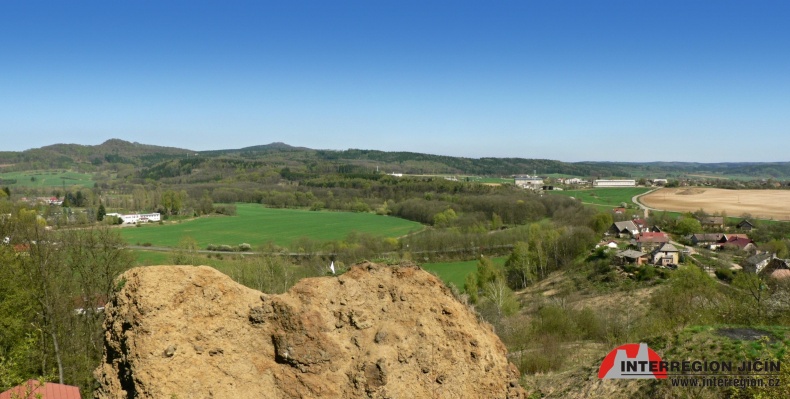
(721, 236, 756, 252)
(699, 216, 725, 229)
(741, 253, 774, 274)
(758, 258, 790, 279)
(632, 218, 650, 233)
(608, 221, 640, 238)
(616, 249, 650, 266)
(652, 243, 680, 266)
(736, 219, 756, 231)
(633, 232, 670, 251)
(691, 233, 725, 247)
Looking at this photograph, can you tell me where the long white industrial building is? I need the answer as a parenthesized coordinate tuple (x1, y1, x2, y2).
(593, 179, 636, 187)
(106, 212, 161, 224)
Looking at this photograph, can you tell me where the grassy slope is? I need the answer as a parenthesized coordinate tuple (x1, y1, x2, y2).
(121, 203, 423, 249)
(422, 256, 506, 291)
(0, 170, 95, 188)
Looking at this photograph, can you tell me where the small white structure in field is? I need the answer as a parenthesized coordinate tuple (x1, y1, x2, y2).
(330, 261, 336, 275)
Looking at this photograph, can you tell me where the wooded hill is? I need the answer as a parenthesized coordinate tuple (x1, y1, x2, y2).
(2, 139, 790, 179)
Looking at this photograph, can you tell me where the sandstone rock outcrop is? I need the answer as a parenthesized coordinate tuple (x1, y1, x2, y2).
(94, 262, 527, 399)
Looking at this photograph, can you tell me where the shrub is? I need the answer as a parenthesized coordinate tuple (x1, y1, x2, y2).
(715, 267, 736, 283)
(238, 243, 252, 251)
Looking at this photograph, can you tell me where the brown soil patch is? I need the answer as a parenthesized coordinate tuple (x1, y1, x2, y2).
(94, 263, 526, 399)
(641, 188, 790, 221)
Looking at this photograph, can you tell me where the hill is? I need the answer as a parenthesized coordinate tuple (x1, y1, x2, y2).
(3, 139, 790, 179)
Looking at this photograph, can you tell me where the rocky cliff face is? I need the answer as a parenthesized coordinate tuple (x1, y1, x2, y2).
(94, 262, 526, 399)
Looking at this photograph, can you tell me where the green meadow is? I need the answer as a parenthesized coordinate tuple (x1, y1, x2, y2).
(0, 170, 95, 188)
(121, 203, 423, 249)
(422, 256, 506, 292)
(549, 187, 652, 207)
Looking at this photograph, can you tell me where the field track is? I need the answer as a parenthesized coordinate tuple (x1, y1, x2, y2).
(640, 188, 790, 221)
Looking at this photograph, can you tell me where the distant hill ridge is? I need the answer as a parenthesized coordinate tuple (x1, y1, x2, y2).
(1, 139, 789, 179)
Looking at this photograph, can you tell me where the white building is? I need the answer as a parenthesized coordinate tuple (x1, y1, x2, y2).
(106, 212, 161, 224)
(514, 175, 544, 189)
(594, 179, 636, 188)
(565, 178, 589, 185)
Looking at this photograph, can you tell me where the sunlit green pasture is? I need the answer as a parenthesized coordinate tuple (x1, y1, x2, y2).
(0, 170, 95, 188)
(121, 203, 423, 250)
(549, 187, 651, 207)
(422, 257, 506, 292)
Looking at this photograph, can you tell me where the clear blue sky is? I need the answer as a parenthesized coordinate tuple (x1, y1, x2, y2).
(2, 1, 789, 162)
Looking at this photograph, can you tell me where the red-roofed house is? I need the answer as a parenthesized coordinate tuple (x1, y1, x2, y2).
(723, 237, 756, 252)
(0, 380, 81, 399)
(632, 218, 649, 233)
(634, 232, 670, 251)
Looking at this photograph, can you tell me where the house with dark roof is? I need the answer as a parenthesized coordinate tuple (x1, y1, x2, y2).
(741, 253, 774, 274)
(0, 380, 81, 399)
(652, 243, 679, 266)
(737, 219, 756, 231)
(608, 221, 639, 238)
(691, 233, 725, 247)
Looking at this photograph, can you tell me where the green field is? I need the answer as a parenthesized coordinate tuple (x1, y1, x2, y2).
(461, 176, 513, 184)
(0, 170, 95, 188)
(134, 250, 171, 266)
(422, 257, 506, 291)
(549, 187, 652, 207)
(121, 203, 423, 249)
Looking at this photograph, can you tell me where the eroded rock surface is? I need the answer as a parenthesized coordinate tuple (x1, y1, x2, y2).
(94, 262, 526, 399)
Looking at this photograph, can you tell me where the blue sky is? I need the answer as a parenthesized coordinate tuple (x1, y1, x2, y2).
(1, 1, 789, 162)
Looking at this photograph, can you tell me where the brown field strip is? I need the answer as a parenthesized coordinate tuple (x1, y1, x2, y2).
(640, 188, 790, 221)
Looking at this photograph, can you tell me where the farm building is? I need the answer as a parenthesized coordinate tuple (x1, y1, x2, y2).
(564, 178, 588, 185)
(106, 212, 161, 224)
(593, 179, 636, 187)
(514, 175, 544, 189)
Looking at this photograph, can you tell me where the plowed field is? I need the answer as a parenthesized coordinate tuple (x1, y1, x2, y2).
(640, 188, 790, 220)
